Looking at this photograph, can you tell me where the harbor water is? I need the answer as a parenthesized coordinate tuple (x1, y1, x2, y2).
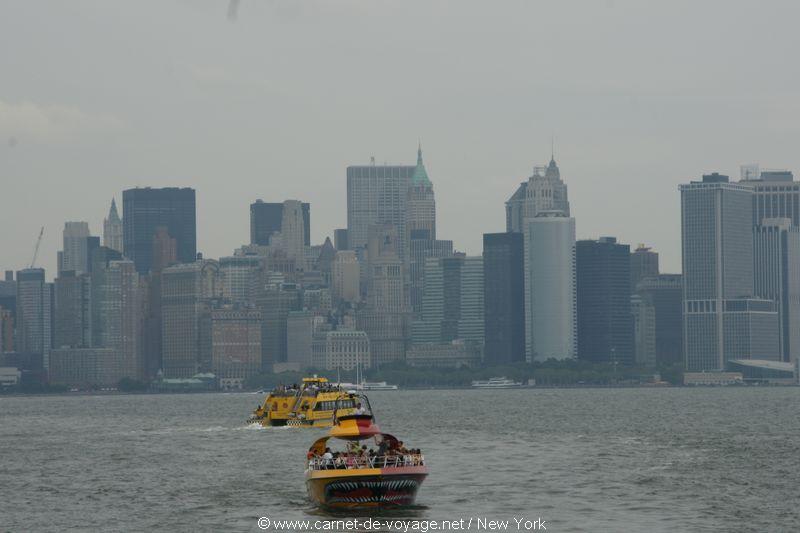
(2, 388, 799, 531)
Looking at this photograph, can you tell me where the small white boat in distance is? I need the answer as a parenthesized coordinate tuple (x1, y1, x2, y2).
(471, 377, 524, 389)
(361, 381, 399, 391)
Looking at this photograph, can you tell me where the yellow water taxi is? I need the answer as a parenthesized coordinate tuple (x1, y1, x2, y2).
(305, 399, 428, 509)
(248, 376, 362, 427)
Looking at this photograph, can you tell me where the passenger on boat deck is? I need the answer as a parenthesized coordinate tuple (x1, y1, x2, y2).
(353, 403, 366, 415)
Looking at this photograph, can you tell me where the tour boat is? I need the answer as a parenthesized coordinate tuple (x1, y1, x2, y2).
(305, 398, 428, 509)
(248, 376, 363, 427)
(471, 376, 524, 389)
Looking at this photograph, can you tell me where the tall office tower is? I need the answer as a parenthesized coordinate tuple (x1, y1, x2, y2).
(151, 226, 177, 272)
(332, 250, 361, 304)
(257, 282, 301, 370)
(0, 307, 13, 352)
(483, 232, 525, 365)
(630, 245, 659, 293)
(357, 224, 411, 367)
(161, 260, 221, 377)
(53, 271, 92, 349)
(123, 187, 196, 274)
(92, 257, 145, 380)
(754, 218, 800, 362)
(411, 255, 485, 346)
(334, 228, 349, 251)
(250, 200, 311, 246)
(346, 158, 414, 257)
(286, 310, 316, 369)
(16, 268, 53, 367)
(280, 200, 308, 262)
(631, 294, 656, 367)
(680, 173, 780, 371)
(576, 237, 634, 365)
(635, 274, 683, 366)
(407, 144, 436, 242)
(409, 233, 453, 316)
(0, 272, 16, 340)
(103, 198, 123, 253)
(524, 213, 577, 362)
(211, 303, 262, 386)
(506, 156, 570, 233)
(740, 168, 799, 226)
(220, 255, 263, 304)
(314, 238, 337, 284)
(142, 228, 176, 378)
(62, 222, 92, 275)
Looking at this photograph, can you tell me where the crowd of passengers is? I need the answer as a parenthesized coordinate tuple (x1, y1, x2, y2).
(308, 440, 424, 469)
(271, 383, 340, 396)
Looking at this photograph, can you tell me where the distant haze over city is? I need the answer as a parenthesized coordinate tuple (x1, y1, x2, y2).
(3, 1, 800, 275)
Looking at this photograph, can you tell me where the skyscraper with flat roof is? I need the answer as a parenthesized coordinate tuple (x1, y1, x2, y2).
(16, 268, 53, 368)
(250, 200, 310, 247)
(576, 237, 634, 365)
(123, 187, 196, 274)
(62, 222, 92, 275)
(680, 173, 780, 370)
(483, 232, 525, 365)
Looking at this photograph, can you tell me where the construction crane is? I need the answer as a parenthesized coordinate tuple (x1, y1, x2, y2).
(30, 226, 44, 269)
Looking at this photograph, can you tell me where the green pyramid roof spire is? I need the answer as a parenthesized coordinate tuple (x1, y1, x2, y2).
(411, 141, 432, 186)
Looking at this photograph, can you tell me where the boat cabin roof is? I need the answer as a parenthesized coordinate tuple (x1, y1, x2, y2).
(303, 376, 329, 383)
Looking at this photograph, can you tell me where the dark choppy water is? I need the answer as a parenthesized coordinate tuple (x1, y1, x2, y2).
(2, 388, 799, 531)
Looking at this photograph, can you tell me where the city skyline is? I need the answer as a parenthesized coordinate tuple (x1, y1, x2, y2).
(5, 2, 800, 276)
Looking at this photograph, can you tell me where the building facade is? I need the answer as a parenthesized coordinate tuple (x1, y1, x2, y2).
(524, 214, 576, 362)
(576, 237, 634, 365)
(211, 305, 262, 384)
(506, 157, 570, 233)
(250, 200, 310, 247)
(630, 245, 659, 293)
(15, 268, 53, 367)
(482, 232, 525, 365)
(103, 198, 123, 253)
(634, 274, 683, 366)
(123, 187, 197, 274)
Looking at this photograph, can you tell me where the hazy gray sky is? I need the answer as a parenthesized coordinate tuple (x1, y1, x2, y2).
(2, 0, 800, 276)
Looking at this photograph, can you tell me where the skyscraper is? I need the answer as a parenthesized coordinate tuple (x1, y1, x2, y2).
(680, 173, 780, 371)
(754, 218, 800, 362)
(250, 200, 311, 247)
(482, 232, 525, 365)
(103, 198, 123, 253)
(576, 237, 634, 365)
(740, 168, 800, 226)
(219, 255, 263, 304)
(161, 260, 221, 377)
(411, 255, 484, 347)
(332, 250, 361, 304)
(409, 235, 453, 316)
(211, 303, 262, 386)
(257, 281, 301, 370)
(123, 187, 197, 274)
(630, 245, 659, 293)
(334, 228, 349, 251)
(407, 144, 436, 242)
(524, 214, 577, 362)
(61, 222, 92, 275)
(15, 268, 53, 368)
(635, 274, 683, 366)
(346, 158, 414, 257)
(53, 271, 92, 349)
(506, 156, 570, 233)
(280, 200, 307, 262)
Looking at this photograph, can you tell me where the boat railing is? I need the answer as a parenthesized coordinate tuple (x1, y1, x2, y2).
(308, 454, 425, 470)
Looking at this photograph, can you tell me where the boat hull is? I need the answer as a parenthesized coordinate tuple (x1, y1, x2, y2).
(306, 467, 427, 509)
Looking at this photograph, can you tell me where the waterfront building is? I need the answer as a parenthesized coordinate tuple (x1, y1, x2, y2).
(123, 187, 196, 274)
(250, 199, 310, 247)
(286, 310, 316, 369)
(576, 237, 634, 365)
(406, 340, 482, 368)
(256, 281, 301, 370)
(753, 218, 800, 362)
(161, 260, 221, 378)
(48, 347, 123, 388)
(15, 268, 53, 367)
(312, 329, 371, 371)
(0, 307, 13, 352)
(211, 304, 262, 386)
(482, 232, 525, 365)
(524, 213, 576, 362)
(631, 294, 656, 367)
(630, 245, 659, 293)
(506, 156, 570, 233)
(634, 274, 684, 366)
(103, 198, 123, 253)
(680, 173, 780, 370)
